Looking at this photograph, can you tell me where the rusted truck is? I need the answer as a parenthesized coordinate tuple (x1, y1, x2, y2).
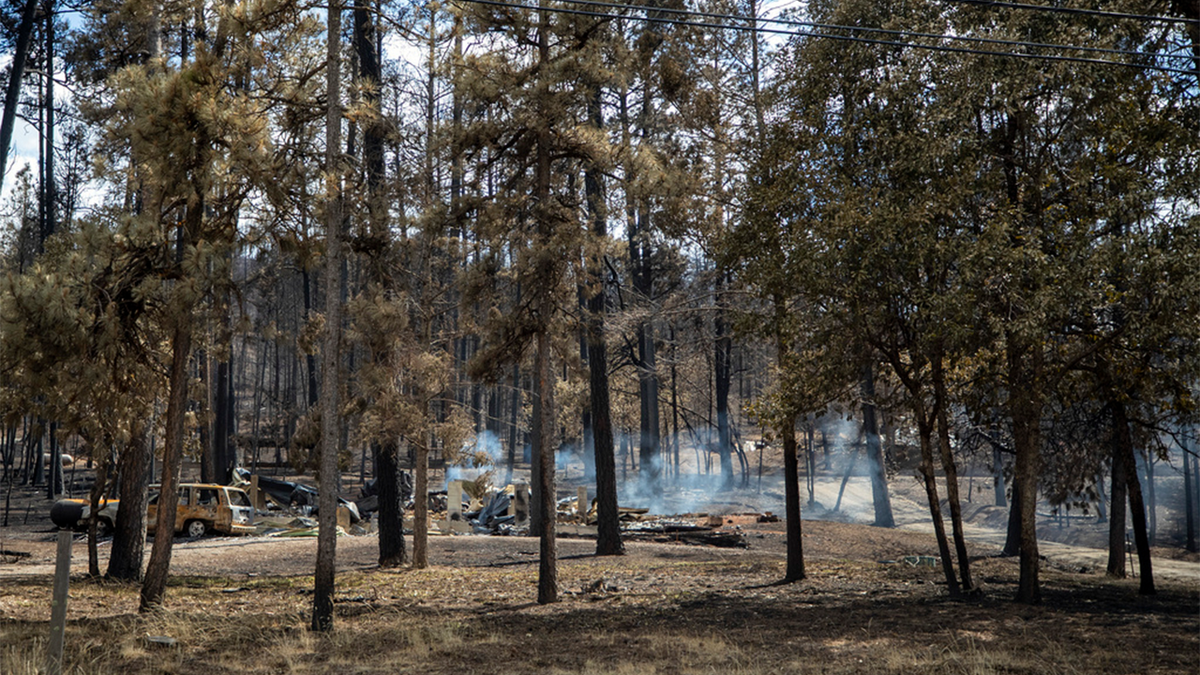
(147, 483, 256, 538)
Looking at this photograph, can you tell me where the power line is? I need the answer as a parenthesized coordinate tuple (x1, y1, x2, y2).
(937, 0, 1198, 25)
(457, 0, 1198, 76)
(554, 0, 1176, 64)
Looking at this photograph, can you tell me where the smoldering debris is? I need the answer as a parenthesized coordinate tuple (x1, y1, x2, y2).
(622, 520, 749, 548)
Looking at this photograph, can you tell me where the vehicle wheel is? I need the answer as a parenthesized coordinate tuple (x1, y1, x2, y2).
(185, 520, 207, 539)
(99, 518, 115, 536)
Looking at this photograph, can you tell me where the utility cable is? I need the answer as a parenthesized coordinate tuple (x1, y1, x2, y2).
(548, 0, 1181, 64)
(457, 0, 1198, 76)
(938, 0, 1198, 25)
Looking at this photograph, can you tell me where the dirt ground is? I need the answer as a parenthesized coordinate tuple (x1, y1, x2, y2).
(1, 471, 1198, 674)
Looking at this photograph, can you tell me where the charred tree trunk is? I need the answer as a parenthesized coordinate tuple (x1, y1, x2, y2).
(776, 295, 803, 582)
(0, 0, 38, 194)
(85, 444, 110, 578)
(1008, 347, 1043, 604)
(533, 3, 557, 604)
(1143, 451, 1156, 546)
(714, 283, 734, 490)
(535, 329, 558, 604)
(1111, 395, 1154, 594)
(636, 300, 661, 491)
(933, 355, 971, 592)
(107, 423, 151, 581)
(376, 441, 406, 567)
(139, 316, 194, 610)
(1107, 410, 1129, 577)
(993, 445, 1007, 508)
(917, 416, 960, 597)
(861, 365, 893, 528)
(782, 413, 804, 581)
(214, 357, 232, 484)
(506, 364, 520, 485)
(302, 269, 319, 410)
(1185, 437, 1196, 553)
(585, 80, 622, 557)
(1002, 473, 1021, 557)
(312, 0, 343, 631)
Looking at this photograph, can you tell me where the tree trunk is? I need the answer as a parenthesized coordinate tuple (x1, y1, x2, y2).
(85, 444, 109, 578)
(376, 441, 406, 567)
(533, 2, 557, 605)
(1185, 438, 1196, 553)
(1002, 481, 1021, 557)
(861, 365, 893, 528)
(933, 356, 971, 592)
(1008, 350, 1043, 604)
(782, 414, 804, 581)
(139, 319, 193, 610)
(1107, 411, 1129, 577)
(412, 444, 429, 568)
(311, 0, 343, 632)
(214, 356, 232, 484)
(993, 445, 1007, 508)
(107, 423, 151, 581)
(1143, 450, 1156, 546)
(506, 364, 519, 485)
(714, 282, 733, 489)
(1111, 396, 1154, 594)
(585, 82, 622, 557)
(535, 330, 557, 603)
(637, 314, 661, 492)
(0, 0, 37, 194)
(302, 269, 319, 410)
(917, 417, 960, 597)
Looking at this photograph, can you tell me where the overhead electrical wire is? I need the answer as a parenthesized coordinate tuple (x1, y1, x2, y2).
(456, 0, 1198, 76)
(937, 0, 1198, 25)
(543, 0, 1178, 63)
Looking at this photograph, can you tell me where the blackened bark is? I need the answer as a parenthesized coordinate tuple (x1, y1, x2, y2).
(1009, 352, 1043, 604)
(917, 418, 960, 597)
(1107, 407, 1128, 578)
(1112, 396, 1154, 594)
(1002, 483, 1021, 557)
(933, 355, 971, 592)
(140, 320, 193, 610)
(535, 330, 558, 604)
(86, 445, 109, 578)
(993, 445, 1007, 508)
(354, 0, 384, 202)
(1185, 440, 1196, 553)
(214, 357, 232, 484)
(312, 0, 342, 631)
(861, 366, 893, 528)
(376, 441, 406, 567)
(637, 320, 661, 490)
(107, 424, 151, 581)
(534, 4, 557, 604)
(506, 364, 520, 485)
(0, 0, 37, 195)
(585, 81, 622, 557)
(714, 281, 733, 489)
(302, 269, 319, 410)
(782, 414, 804, 581)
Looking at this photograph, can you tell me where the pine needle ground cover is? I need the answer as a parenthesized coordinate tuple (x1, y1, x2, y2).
(2, 519, 1196, 675)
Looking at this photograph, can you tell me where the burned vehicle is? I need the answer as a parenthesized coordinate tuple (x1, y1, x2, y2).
(147, 483, 256, 538)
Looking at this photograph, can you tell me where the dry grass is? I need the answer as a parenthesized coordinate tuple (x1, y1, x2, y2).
(2, 543, 1196, 675)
